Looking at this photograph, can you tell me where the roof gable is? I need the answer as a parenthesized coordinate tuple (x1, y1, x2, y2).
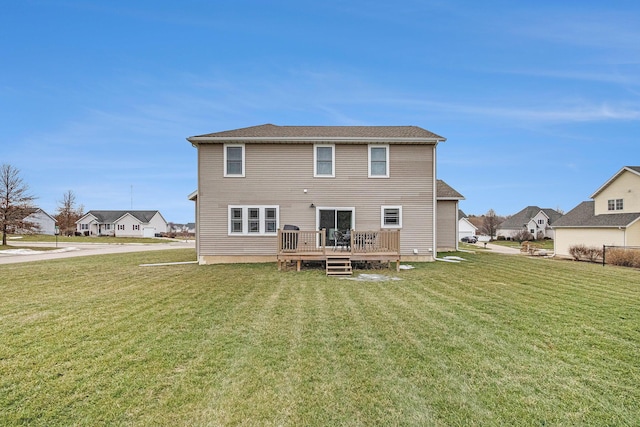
(590, 166, 640, 199)
(499, 206, 563, 229)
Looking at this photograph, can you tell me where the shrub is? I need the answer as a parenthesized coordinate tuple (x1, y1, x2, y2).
(605, 248, 640, 268)
(513, 229, 534, 243)
(568, 244, 603, 262)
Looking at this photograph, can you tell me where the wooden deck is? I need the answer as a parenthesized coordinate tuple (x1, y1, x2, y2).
(277, 229, 401, 272)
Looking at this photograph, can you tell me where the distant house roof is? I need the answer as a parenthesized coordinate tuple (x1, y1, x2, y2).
(78, 210, 164, 224)
(436, 180, 464, 200)
(590, 166, 640, 199)
(188, 124, 446, 143)
(458, 209, 468, 218)
(552, 201, 640, 228)
(499, 206, 563, 229)
(23, 207, 57, 222)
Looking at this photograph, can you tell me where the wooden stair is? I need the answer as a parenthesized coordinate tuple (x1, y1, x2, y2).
(326, 255, 353, 276)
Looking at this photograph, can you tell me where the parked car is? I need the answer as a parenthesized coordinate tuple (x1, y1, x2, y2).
(461, 235, 478, 243)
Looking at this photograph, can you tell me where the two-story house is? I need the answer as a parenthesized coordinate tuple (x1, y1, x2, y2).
(187, 124, 456, 266)
(496, 206, 563, 240)
(552, 166, 640, 257)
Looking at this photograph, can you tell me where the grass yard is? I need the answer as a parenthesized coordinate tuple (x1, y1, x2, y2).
(1, 250, 638, 425)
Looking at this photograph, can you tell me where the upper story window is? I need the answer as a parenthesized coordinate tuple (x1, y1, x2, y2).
(381, 206, 402, 228)
(314, 144, 335, 177)
(224, 144, 245, 177)
(608, 199, 623, 211)
(228, 205, 279, 236)
(369, 145, 389, 178)
(538, 219, 545, 225)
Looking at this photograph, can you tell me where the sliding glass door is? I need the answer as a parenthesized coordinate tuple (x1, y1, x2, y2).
(318, 208, 354, 245)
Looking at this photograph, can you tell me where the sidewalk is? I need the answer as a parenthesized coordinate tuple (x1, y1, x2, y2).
(0, 240, 195, 265)
(472, 242, 521, 255)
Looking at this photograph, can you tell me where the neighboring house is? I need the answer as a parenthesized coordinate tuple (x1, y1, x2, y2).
(168, 223, 196, 235)
(553, 166, 640, 258)
(436, 180, 465, 251)
(76, 210, 168, 237)
(12, 208, 57, 235)
(187, 123, 450, 264)
(458, 210, 478, 241)
(496, 206, 563, 240)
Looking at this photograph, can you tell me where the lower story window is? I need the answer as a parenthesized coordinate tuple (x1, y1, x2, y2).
(381, 206, 402, 228)
(228, 205, 279, 235)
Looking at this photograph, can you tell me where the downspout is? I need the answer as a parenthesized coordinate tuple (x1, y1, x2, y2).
(432, 144, 438, 260)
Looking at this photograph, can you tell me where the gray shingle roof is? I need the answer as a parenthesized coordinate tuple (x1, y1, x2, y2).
(85, 210, 161, 224)
(499, 206, 563, 229)
(188, 124, 445, 142)
(552, 201, 640, 228)
(436, 180, 464, 200)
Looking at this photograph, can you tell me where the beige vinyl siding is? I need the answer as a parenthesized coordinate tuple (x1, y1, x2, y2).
(437, 200, 458, 251)
(594, 170, 640, 215)
(554, 228, 625, 257)
(197, 142, 436, 259)
(627, 220, 640, 245)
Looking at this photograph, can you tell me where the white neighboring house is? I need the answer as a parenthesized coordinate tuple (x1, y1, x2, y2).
(458, 210, 478, 241)
(496, 206, 563, 240)
(76, 210, 168, 238)
(14, 208, 57, 235)
(553, 166, 640, 257)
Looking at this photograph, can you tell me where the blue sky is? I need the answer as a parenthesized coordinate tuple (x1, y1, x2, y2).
(2, 1, 639, 222)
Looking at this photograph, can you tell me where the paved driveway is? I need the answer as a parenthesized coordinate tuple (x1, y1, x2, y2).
(473, 242, 521, 255)
(0, 240, 195, 265)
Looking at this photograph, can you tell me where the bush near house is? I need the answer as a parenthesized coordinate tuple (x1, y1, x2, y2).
(605, 247, 640, 268)
(568, 244, 603, 262)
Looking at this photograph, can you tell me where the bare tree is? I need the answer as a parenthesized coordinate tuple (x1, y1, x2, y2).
(54, 190, 84, 236)
(1, 164, 37, 245)
(481, 209, 501, 240)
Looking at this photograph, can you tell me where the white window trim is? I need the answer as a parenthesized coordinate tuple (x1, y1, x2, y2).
(224, 143, 245, 177)
(368, 144, 389, 178)
(313, 144, 335, 178)
(228, 205, 279, 236)
(381, 205, 402, 228)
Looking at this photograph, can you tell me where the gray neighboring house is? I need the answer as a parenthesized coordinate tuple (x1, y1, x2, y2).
(187, 123, 452, 264)
(497, 206, 563, 240)
(76, 210, 168, 237)
(436, 180, 465, 251)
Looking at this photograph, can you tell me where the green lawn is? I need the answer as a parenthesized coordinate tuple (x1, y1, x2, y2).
(1, 250, 638, 425)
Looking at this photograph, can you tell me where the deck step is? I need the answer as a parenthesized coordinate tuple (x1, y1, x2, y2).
(326, 255, 352, 276)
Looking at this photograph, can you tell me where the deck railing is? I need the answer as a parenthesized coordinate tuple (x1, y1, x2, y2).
(350, 229, 400, 254)
(278, 229, 326, 254)
(277, 228, 399, 256)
